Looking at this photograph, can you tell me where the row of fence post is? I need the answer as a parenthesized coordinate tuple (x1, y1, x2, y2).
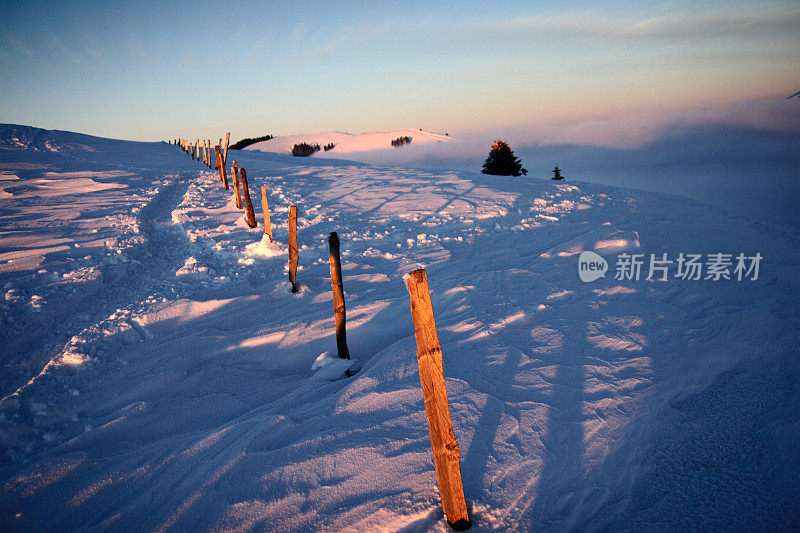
(168, 133, 471, 530)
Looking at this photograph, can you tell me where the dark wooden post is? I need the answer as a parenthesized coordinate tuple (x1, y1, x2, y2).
(232, 160, 243, 209)
(239, 168, 257, 228)
(214, 146, 229, 189)
(261, 185, 273, 243)
(406, 269, 471, 531)
(328, 232, 350, 359)
(288, 205, 298, 293)
(223, 132, 230, 165)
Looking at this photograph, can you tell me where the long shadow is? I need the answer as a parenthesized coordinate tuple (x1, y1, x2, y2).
(513, 317, 588, 529)
(460, 347, 523, 504)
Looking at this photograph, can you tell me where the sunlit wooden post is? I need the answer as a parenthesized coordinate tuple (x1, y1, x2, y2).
(214, 146, 229, 189)
(231, 161, 243, 209)
(406, 269, 471, 531)
(288, 205, 298, 293)
(239, 167, 257, 228)
(328, 232, 350, 359)
(223, 132, 230, 165)
(261, 185, 273, 243)
(194, 139, 199, 160)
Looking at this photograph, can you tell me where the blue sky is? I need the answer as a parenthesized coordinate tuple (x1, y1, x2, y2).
(1, 1, 798, 141)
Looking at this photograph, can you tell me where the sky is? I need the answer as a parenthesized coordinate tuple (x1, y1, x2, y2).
(1, 0, 798, 142)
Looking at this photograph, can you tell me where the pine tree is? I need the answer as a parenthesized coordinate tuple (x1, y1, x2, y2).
(552, 166, 564, 180)
(482, 140, 527, 176)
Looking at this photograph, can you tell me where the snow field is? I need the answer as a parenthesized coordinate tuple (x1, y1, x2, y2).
(1, 125, 798, 531)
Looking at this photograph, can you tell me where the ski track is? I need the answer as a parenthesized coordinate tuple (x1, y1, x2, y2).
(0, 125, 798, 531)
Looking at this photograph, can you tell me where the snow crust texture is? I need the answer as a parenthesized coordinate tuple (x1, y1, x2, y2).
(1, 124, 798, 531)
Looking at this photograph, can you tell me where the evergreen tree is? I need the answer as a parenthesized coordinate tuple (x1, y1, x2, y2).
(481, 140, 527, 176)
(552, 166, 564, 180)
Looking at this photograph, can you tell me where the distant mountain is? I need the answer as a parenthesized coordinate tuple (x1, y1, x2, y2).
(244, 128, 454, 155)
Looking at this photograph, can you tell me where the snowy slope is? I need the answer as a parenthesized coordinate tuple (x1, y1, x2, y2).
(244, 128, 454, 155)
(1, 125, 798, 531)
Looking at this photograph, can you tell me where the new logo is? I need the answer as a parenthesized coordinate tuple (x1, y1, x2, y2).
(578, 251, 608, 282)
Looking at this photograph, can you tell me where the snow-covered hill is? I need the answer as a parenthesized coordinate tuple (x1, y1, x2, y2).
(1, 124, 798, 531)
(244, 128, 454, 155)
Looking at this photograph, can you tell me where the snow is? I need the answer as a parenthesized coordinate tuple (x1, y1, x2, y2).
(245, 128, 454, 156)
(1, 123, 799, 531)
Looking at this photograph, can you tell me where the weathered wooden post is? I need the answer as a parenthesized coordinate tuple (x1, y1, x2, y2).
(288, 205, 298, 293)
(261, 185, 273, 243)
(231, 161, 243, 209)
(214, 146, 229, 189)
(239, 167, 257, 228)
(406, 269, 471, 531)
(223, 132, 230, 165)
(328, 232, 350, 359)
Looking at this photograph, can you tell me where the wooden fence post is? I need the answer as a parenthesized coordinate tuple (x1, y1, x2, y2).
(239, 168, 257, 228)
(231, 161, 243, 209)
(223, 132, 230, 165)
(288, 205, 298, 293)
(261, 186, 273, 243)
(406, 269, 471, 531)
(214, 146, 229, 189)
(194, 139, 199, 160)
(328, 232, 350, 359)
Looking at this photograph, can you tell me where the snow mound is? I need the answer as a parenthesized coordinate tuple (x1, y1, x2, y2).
(244, 128, 454, 155)
(310, 351, 354, 381)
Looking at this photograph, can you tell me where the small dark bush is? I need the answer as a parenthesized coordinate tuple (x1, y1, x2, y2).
(391, 136, 412, 147)
(552, 166, 564, 180)
(292, 142, 321, 157)
(323, 143, 336, 151)
(229, 134, 274, 150)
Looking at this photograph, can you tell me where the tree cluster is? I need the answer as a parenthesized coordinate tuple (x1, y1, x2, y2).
(291, 142, 321, 157)
(229, 134, 274, 150)
(481, 140, 527, 176)
(323, 143, 336, 151)
(391, 136, 412, 147)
